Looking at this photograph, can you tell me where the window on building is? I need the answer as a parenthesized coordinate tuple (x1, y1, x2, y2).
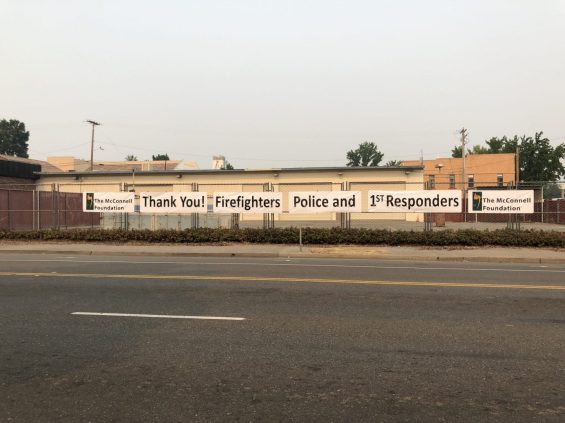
(449, 174, 455, 189)
(468, 175, 474, 189)
(429, 175, 435, 189)
(497, 174, 503, 187)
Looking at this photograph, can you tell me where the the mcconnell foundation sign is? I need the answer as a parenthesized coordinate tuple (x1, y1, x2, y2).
(469, 190, 534, 214)
(83, 192, 135, 213)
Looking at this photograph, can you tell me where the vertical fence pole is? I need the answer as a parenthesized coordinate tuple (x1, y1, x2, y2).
(6, 190, 11, 231)
(65, 192, 68, 229)
(32, 189, 35, 231)
(299, 225, 303, 252)
(36, 190, 41, 231)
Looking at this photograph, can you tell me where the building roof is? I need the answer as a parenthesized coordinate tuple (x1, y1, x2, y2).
(0, 154, 62, 172)
(46, 156, 198, 172)
(38, 165, 423, 177)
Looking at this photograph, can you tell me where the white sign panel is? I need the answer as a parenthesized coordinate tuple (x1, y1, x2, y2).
(289, 191, 361, 213)
(83, 192, 135, 213)
(368, 190, 462, 213)
(469, 190, 534, 213)
(140, 192, 207, 213)
(213, 192, 282, 213)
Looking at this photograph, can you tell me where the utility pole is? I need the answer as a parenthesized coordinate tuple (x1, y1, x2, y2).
(86, 120, 100, 171)
(515, 146, 520, 188)
(459, 127, 468, 222)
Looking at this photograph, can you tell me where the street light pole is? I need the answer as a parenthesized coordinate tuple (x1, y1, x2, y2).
(86, 120, 100, 171)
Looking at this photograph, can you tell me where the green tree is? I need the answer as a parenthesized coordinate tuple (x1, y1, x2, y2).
(125, 155, 138, 161)
(152, 153, 170, 161)
(223, 160, 234, 170)
(385, 160, 402, 166)
(452, 132, 565, 182)
(517, 132, 565, 182)
(451, 144, 489, 157)
(346, 142, 384, 167)
(469, 144, 490, 154)
(0, 119, 30, 158)
(451, 145, 463, 158)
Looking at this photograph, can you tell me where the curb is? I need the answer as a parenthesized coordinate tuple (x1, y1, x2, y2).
(0, 249, 281, 258)
(0, 248, 563, 264)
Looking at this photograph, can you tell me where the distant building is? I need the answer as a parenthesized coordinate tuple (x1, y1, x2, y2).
(558, 182, 565, 198)
(0, 154, 61, 188)
(402, 153, 516, 190)
(47, 156, 199, 172)
(211, 155, 226, 170)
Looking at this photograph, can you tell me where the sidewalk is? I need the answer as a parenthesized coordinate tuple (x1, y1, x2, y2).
(0, 241, 564, 264)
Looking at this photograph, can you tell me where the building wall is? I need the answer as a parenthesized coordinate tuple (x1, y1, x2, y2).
(37, 167, 425, 222)
(0, 176, 36, 190)
(403, 153, 516, 189)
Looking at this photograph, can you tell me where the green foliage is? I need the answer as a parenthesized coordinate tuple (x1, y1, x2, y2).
(0, 119, 30, 158)
(125, 155, 138, 161)
(469, 145, 490, 154)
(0, 228, 563, 248)
(346, 142, 384, 167)
(518, 133, 565, 182)
(451, 144, 489, 157)
(451, 132, 565, 182)
(223, 160, 234, 170)
(152, 154, 170, 161)
(385, 160, 402, 166)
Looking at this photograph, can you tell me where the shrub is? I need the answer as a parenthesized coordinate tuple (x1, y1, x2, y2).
(0, 228, 564, 248)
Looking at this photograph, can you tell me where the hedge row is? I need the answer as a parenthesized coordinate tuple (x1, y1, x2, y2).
(0, 228, 564, 247)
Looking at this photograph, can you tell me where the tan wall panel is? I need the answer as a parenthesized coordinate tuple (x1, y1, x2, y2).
(37, 168, 424, 222)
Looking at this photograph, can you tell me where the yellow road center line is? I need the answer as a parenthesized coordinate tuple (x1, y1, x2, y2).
(0, 271, 564, 291)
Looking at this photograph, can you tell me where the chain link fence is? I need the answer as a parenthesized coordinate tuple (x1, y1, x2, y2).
(1, 181, 564, 232)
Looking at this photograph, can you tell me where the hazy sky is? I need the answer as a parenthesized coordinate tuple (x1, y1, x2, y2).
(2, 0, 564, 168)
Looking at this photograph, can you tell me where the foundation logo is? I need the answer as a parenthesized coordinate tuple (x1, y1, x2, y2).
(472, 191, 483, 211)
(85, 193, 95, 210)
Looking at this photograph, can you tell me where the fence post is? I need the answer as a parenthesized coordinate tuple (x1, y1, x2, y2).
(32, 189, 36, 231)
(193, 182, 199, 229)
(51, 184, 57, 230)
(64, 192, 68, 229)
(36, 190, 40, 231)
(6, 190, 11, 231)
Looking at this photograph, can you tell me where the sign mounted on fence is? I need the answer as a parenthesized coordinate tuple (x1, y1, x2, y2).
(83, 192, 135, 213)
(368, 190, 462, 213)
(140, 192, 207, 213)
(213, 192, 282, 213)
(289, 191, 361, 213)
(469, 190, 534, 213)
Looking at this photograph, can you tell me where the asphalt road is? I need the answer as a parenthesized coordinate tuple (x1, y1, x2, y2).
(1, 253, 564, 422)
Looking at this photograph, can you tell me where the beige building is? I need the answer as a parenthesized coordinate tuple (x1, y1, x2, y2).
(36, 166, 425, 225)
(403, 153, 516, 190)
(47, 156, 198, 173)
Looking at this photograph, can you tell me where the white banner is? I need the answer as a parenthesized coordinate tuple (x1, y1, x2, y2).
(140, 192, 207, 213)
(289, 191, 361, 213)
(368, 190, 462, 213)
(213, 192, 282, 213)
(469, 190, 534, 213)
(83, 192, 135, 213)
